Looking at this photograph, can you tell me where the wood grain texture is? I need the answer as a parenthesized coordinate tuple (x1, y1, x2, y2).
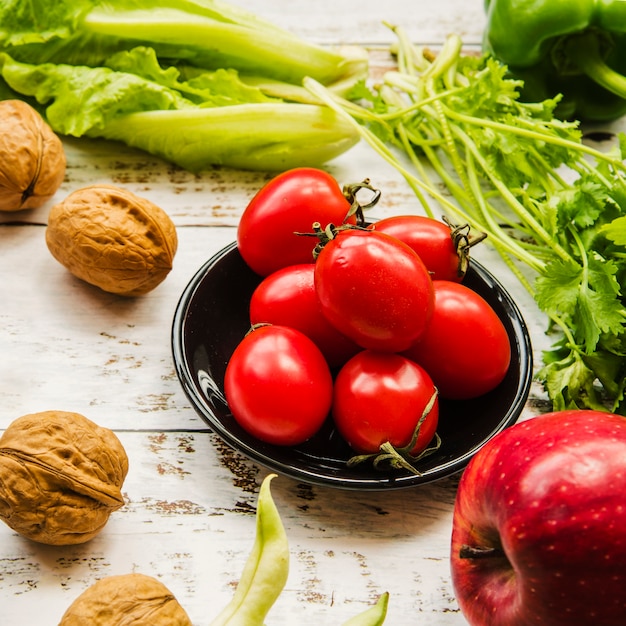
(0, 0, 616, 623)
(0, 428, 468, 625)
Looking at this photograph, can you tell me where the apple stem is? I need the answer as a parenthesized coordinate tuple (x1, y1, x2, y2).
(459, 544, 505, 559)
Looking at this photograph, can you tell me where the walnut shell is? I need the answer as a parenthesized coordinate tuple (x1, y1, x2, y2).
(45, 184, 178, 296)
(0, 410, 128, 545)
(58, 573, 193, 626)
(0, 100, 66, 212)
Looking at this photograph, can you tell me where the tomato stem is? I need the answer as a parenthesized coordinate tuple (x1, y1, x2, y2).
(442, 216, 488, 279)
(342, 178, 382, 225)
(303, 220, 370, 260)
(293, 177, 380, 259)
(346, 389, 441, 474)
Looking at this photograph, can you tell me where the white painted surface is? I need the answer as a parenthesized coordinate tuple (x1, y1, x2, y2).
(0, 1, 614, 624)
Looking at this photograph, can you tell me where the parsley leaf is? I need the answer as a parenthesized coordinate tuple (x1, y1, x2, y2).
(306, 29, 626, 413)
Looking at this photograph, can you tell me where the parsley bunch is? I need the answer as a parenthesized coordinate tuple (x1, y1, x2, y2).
(305, 28, 626, 414)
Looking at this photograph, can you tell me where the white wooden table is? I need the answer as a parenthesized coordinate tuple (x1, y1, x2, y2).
(0, 1, 602, 623)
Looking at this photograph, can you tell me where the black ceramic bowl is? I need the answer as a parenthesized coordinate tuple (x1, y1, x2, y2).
(172, 241, 533, 490)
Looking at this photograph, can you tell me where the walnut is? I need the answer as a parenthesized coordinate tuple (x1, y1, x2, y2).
(58, 573, 193, 625)
(0, 410, 128, 545)
(0, 100, 66, 212)
(45, 184, 178, 296)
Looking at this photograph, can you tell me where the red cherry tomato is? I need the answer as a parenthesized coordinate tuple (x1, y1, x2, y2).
(314, 228, 434, 352)
(403, 281, 511, 399)
(224, 325, 333, 446)
(237, 168, 356, 276)
(249, 264, 360, 368)
(332, 350, 439, 457)
(372, 215, 468, 282)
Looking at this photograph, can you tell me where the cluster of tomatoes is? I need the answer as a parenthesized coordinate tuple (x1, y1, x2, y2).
(223, 168, 511, 472)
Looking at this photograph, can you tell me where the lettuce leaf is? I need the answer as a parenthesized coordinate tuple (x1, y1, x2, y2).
(0, 53, 359, 171)
(0, 0, 367, 87)
(0, 0, 366, 170)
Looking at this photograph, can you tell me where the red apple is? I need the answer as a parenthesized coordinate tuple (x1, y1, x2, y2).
(450, 410, 626, 626)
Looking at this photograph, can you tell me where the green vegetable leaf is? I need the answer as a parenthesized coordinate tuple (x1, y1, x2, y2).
(534, 257, 583, 321)
(587, 253, 621, 300)
(0, 53, 190, 135)
(537, 348, 606, 412)
(0, 52, 359, 171)
(600, 215, 626, 246)
(535, 253, 623, 352)
(97, 102, 360, 171)
(308, 28, 626, 412)
(0, 0, 366, 87)
(105, 46, 276, 106)
(550, 177, 609, 230)
(0, 0, 366, 170)
(347, 79, 377, 104)
(582, 349, 626, 405)
(575, 285, 618, 352)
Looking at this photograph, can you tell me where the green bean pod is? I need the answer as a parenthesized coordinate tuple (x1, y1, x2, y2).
(209, 473, 289, 626)
(341, 592, 389, 626)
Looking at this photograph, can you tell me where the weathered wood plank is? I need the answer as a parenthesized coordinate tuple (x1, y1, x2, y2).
(241, 0, 487, 46)
(0, 430, 467, 625)
(0, 214, 548, 433)
(1, 0, 613, 623)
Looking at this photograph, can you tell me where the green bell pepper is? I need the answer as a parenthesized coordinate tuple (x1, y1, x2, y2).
(483, 0, 626, 122)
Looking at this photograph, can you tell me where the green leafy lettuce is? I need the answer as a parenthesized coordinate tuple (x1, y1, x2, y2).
(0, 0, 367, 170)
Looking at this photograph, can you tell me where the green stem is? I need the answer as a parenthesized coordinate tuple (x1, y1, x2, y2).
(382, 73, 465, 113)
(430, 89, 475, 205)
(450, 123, 568, 268)
(304, 77, 464, 216)
(422, 33, 463, 82)
(567, 32, 626, 100)
(417, 138, 481, 216)
(569, 224, 591, 293)
(395, 124, 437, 214)
(308, 77, 550, 271)
(463, 147, 533, 261)
(446, 108, 626, 171)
